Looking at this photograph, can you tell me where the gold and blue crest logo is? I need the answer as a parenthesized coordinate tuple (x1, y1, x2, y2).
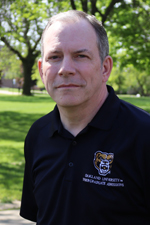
(94, 151, 114, 176)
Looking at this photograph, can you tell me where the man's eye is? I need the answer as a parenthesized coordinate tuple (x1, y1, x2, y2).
(50, 56, 59, 60)
(46, 55, 61, 61)
(78, 54, 87, 58)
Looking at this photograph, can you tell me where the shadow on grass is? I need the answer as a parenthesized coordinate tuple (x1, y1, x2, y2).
(0, 110, 51, 200)
(0, 162, 24, 189)
(0, 161, 25, 202)
(0, 111, 45, 141)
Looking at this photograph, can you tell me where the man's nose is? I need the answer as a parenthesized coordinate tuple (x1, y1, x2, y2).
(58, 57, 76, 76)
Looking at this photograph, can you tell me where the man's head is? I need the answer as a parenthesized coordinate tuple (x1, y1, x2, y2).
(41, 10, 109, 64)
(38, 10, 113, 110)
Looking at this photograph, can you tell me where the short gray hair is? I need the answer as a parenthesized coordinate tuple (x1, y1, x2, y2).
(41, 10, 109, 63)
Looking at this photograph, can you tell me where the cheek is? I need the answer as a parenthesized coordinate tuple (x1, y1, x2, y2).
(44, 66, 56, 83)
(86, 64, 102, 83)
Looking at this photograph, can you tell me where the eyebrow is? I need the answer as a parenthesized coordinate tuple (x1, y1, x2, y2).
(45, 50, 61, 59)
(47, 50, 61, 54)
(46, 49, 92, 56)
(74, 49, 91, 54)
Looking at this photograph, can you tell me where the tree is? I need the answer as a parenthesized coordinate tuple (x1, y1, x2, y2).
(60, 0, 123, 24)
(107, 0, 150, 95)
(108, 67, 126, 94)
(123, 65, 150, 96)
(0, 45, 22, 79)
(0, 0, 50, 95)
(1, 0, 149, 95)
(0, 0, 124, 95)
(57, 0, 150, 72)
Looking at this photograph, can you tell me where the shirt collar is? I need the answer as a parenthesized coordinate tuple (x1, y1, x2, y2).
(49, 85, 120, 137)
(88, 85, 120, 130)
(49, 105, 61, 137)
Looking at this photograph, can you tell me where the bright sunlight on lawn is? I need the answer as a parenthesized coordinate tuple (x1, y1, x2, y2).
(0, 93, 55, 203)
(0, 91, 150, 203)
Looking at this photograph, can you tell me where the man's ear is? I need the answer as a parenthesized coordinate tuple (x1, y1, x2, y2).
(102, 56, 113, 83)
(38, 58, 44, 84)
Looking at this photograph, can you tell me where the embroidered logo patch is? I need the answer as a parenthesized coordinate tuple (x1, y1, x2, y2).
(93, 151, 114, 176)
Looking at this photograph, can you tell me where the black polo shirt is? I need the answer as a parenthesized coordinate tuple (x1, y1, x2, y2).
(20, 86, 150, 225)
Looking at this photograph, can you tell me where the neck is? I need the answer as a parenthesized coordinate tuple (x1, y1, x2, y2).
(58, 87, 109, 136)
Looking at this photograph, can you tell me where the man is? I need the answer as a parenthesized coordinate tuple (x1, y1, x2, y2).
(20, 10, 150, 225)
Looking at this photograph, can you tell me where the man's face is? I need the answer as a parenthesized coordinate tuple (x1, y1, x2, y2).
(39, 19, 108, 108)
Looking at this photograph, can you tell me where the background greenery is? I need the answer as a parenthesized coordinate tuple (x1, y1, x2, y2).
(0, 92, 55, 203)
(0, 0, 150, 96)
(0, 91, 150, 203)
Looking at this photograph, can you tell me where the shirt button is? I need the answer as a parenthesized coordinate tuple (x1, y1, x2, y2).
(69, 162, 74, 167)
(72, 141, 77, 146)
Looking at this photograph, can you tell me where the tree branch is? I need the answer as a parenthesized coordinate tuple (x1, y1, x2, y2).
(89, 0, 104, 22)
(1, 36, 24, 61)
(91, 0, 97, 15)
(102, 0, 123, 24)
(70, 0, 76, 10)
(32, 36, 41, 54)
(3, 14, 18, 33)
(34, 50, 41, 58)
(23, 18, 31, 50)
(81, 0, 88, 12)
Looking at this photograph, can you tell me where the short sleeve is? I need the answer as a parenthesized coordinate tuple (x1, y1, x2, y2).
(20, 137, 38, 222)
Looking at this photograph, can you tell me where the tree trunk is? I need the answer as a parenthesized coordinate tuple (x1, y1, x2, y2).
(81, 0, 88, 12)
(22, 57, 35, 95)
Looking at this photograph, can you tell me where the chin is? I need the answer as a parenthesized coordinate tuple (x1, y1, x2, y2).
(58, 102, 79, 108)
(56, 99, 82, 108)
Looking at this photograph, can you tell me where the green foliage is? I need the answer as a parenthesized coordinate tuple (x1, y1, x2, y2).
(107, 1, 150, 96)
(0, 0, 54, 95)
(31, 58, 44, 87)
(108, 0, 150, 72)
(0, 46, 22, 79)
(51, 0, 72, 12)
(108, 67, 126, 94)
(1, 0, 49, 56)
(128, 68, 150, 96)
(108, 63, 150, 96)
(1, 0, 150, 95)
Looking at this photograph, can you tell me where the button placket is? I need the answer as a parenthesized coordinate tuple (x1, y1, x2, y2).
(69, 162, 74, 167)
(72, 140, 77, 146)
(64, 140, 77, 181)
(69, 140, 77, 166)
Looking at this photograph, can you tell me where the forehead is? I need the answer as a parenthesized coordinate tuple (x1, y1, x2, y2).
(43, 19, 98, 51)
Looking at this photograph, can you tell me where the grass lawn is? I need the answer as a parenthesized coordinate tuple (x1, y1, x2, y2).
(0, 92, 55, 203)
(0, 91, 150, 203)
(119, 95, 150, 114)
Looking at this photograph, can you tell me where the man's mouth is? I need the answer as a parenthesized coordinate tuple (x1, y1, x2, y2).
(57, 84, 80, 88)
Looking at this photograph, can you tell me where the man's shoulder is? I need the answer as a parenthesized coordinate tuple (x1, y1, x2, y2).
(119, 98, 150, 126)
(27, 110, 54, 138)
